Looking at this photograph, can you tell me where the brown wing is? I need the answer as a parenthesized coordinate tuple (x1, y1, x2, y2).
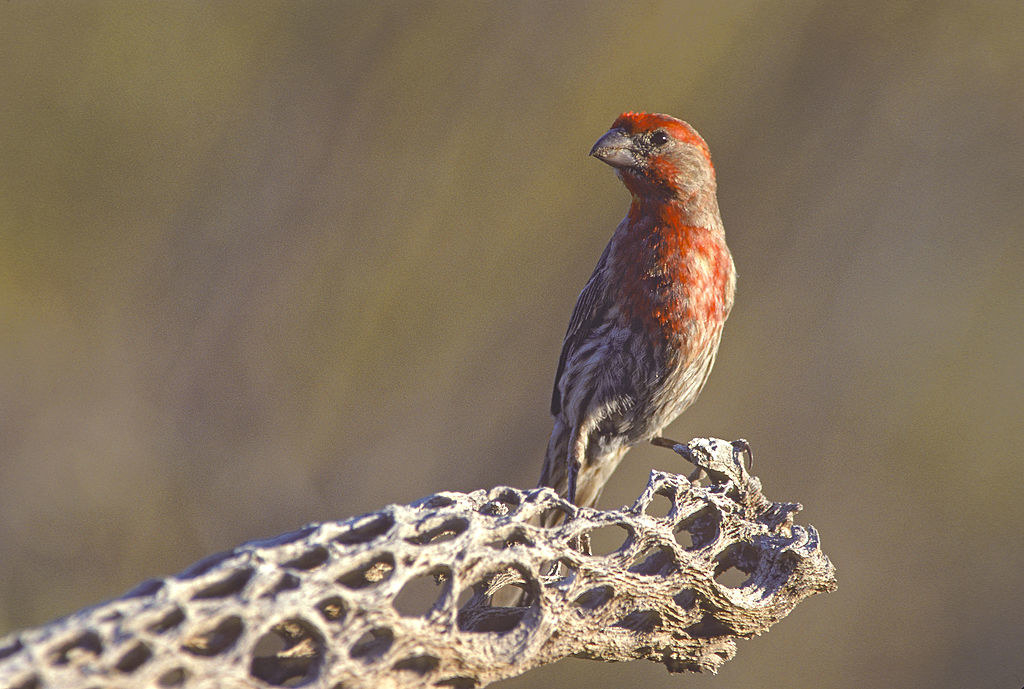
(550, 240, 613, 416)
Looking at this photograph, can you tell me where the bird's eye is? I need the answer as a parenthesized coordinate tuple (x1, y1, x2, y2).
(650, 130, 670, 147)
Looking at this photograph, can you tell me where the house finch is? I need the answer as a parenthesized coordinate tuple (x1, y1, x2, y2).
(539, 112, 736, 510)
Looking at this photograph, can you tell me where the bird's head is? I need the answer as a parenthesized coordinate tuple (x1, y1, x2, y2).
(590, 112, 715, 200)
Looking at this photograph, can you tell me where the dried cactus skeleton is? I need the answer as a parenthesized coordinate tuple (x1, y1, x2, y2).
(0, 438, 836, 689)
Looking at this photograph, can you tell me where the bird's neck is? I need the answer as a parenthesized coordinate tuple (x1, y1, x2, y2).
(627, 189, 723, 236)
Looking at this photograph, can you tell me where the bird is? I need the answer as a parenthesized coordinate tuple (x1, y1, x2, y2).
(538, 112, 736, 512)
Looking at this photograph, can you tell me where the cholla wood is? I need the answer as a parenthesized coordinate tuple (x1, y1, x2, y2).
(0, 438, 836, 689)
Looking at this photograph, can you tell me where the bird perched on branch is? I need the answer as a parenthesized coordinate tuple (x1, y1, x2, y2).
(539, 112, 736, 510)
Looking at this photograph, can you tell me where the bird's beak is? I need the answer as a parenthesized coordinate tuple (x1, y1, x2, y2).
(589, 128, 636, 168)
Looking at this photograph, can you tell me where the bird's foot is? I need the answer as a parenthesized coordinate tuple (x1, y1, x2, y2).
(653, 436, 705, 482)
(651, 436, 682, 450)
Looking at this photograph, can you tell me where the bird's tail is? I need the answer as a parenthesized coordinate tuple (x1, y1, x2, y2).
(538, 418, 629, 524)
(538, 417, 570, 497)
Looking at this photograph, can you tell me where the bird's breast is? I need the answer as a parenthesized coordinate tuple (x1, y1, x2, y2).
(613, 221, 734, 364)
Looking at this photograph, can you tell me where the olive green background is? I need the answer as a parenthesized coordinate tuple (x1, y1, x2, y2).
(2, 2, 1022, 687)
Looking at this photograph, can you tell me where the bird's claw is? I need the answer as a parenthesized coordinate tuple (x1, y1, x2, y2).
(731, 438, 753, 470)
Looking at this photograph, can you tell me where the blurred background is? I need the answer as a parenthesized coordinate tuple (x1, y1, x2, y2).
(1, 2, 1022, 687)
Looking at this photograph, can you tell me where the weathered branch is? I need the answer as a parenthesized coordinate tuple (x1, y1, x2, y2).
(0, 438, 836, 689)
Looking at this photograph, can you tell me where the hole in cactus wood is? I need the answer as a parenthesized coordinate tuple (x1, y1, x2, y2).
(394, 566, 451, 618)
(713, 543, 759, 588)
(406, 517, 468, 546)
(393, 654, 440, 676)
(644, 490, 674, 519)
(577, 523, 631, 556)
(316, 596, 347, 623)
(250, 618, 325, 687)
(337, 553, 395, 589)
(573, 585, 613, 609)
(479, 489, 522, 517)
(627, 545, 679, 577)
(675, 505, 721, 550)
(283, 545, 328, 570)
(456, 569, 535, 633)
(114, 641, 152, 673)
(190, 567, 254, 600)
(182, 616, 244, 656)
(48, 630, 102, 666)
(334, 513, 394, 545)
(349, 627, 394, 663)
